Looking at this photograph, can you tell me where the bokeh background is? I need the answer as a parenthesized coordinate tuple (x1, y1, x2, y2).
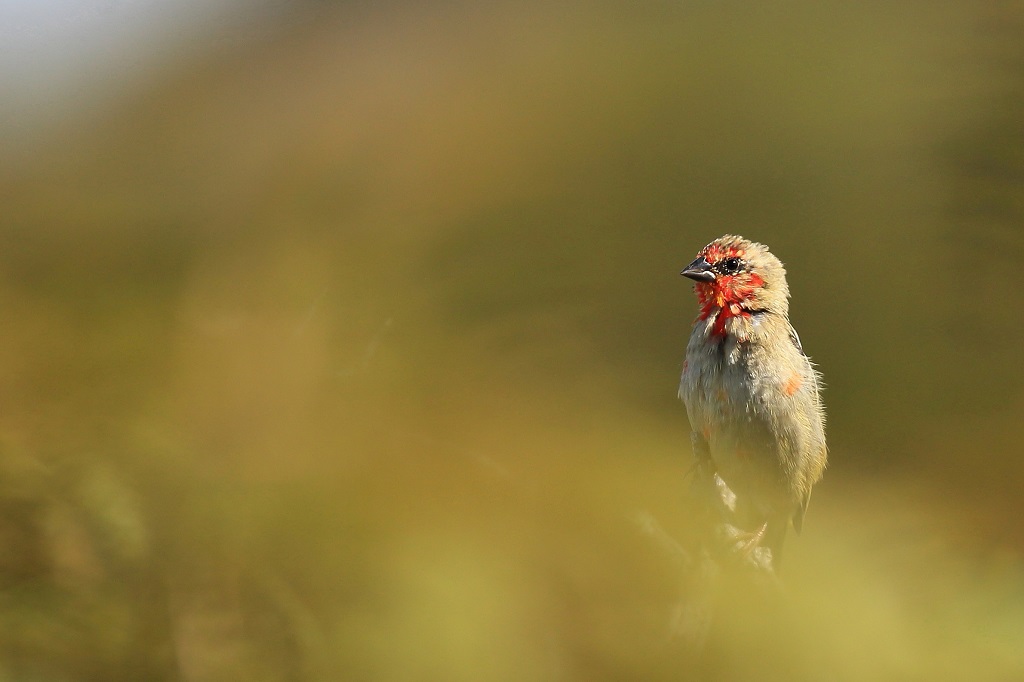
(1, 1, 1024, 679)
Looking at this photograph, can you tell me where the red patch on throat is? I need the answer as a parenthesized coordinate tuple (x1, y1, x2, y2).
(694, 270, 765, 337)
(783, 374, 802, 396)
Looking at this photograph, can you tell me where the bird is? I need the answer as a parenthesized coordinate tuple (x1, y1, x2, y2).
(678, 235, 826, 569)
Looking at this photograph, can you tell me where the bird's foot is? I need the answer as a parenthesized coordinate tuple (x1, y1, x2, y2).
(736, 521, 768, 557)
(715, 521, 774, 572)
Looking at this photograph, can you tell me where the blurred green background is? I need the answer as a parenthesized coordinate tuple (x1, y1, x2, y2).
(1, 1, 1023, 679)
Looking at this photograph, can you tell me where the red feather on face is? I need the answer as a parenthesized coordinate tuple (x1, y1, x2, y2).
(693, 243, 766, 337)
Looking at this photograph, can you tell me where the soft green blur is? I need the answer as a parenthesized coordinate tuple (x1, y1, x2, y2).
(1, 1, 1023, 679)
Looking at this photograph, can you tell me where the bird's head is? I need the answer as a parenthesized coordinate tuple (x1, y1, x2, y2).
(681, 235, 789, 317)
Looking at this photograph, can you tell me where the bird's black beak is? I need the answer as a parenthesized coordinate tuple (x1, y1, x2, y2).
(681, 256, 716, 282)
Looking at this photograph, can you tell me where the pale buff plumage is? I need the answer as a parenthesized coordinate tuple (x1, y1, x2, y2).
(679, 235, 826, 565)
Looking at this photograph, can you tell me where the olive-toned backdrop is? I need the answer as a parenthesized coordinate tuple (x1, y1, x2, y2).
(1, 2, 1022, 679)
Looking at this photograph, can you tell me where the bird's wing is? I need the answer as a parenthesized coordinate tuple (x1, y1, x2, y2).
(789, 325, 805, 355)
(792, 489, 811, 535)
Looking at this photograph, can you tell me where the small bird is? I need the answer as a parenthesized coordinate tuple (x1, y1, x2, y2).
(678, 235, 826, 568)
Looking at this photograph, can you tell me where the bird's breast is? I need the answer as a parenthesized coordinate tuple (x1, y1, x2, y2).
(680, 329, 757, 430)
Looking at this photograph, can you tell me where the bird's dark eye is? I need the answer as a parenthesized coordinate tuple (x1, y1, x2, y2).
(719, 257, 743, 274)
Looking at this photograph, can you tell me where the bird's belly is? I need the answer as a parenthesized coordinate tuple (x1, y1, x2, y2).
(683, 362, 785, 506)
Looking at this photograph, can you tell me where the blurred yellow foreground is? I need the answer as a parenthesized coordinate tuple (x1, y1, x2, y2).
(1, 2, 1023, 679)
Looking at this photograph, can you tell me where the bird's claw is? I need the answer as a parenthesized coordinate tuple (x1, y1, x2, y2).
(714, 521, 774, 572)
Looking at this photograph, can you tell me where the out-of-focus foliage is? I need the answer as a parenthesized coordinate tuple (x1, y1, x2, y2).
(1, 1, 1023, 679)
